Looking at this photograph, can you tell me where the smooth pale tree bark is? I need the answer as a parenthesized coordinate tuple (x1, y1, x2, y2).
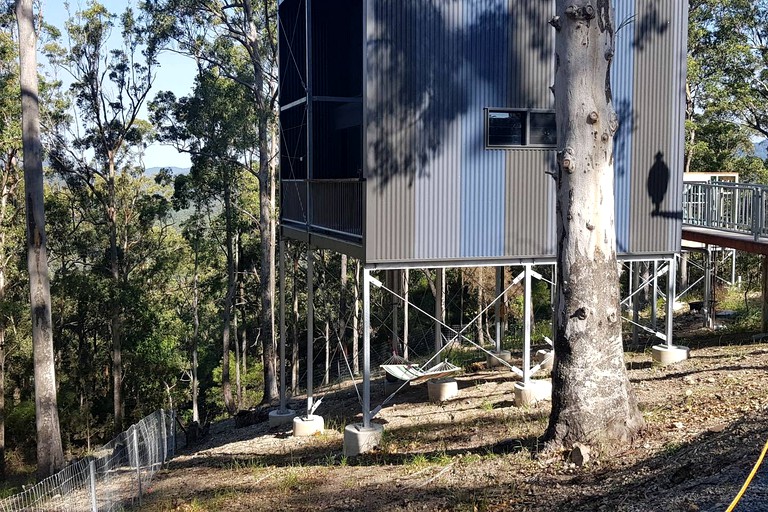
(291, 251, 300, 394)
(221, 184, 236, 415)
(545, 0, 644, 449)
(15, 0, 65, 477)
(352, 260, 361, 375)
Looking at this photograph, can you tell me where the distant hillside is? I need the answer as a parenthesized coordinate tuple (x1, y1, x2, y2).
(146, 166, 190, 176)
(755, 139, 768, 161)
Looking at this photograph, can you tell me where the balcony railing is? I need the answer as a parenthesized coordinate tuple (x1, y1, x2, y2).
(682, 181, 768, 240)
(281, 179, 363, 240)
(310, 180, 363, 239)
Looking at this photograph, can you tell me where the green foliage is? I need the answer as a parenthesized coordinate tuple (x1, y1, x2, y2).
(5, 402, 36, 458)
(687, 0, 768, 180)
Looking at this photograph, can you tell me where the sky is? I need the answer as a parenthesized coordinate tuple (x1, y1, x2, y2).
(41, 0, 196, 169)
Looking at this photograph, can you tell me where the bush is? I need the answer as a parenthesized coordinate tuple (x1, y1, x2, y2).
(5, 401, 36, 460)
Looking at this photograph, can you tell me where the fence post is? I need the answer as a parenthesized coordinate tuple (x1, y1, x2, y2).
(89, 459, 98, 512)
(132, 426, 142, 505)
(170, 410, 176, 458)
(753, 188, 761, 241)
(160, 409, 167, 466)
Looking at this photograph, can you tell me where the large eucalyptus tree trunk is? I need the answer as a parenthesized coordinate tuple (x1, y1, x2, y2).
(16, 0, 65, 477)
(546, 0, 644, 449)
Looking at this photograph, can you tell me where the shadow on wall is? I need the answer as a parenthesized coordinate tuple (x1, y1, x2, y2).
(647, 151, 683, 219)
(632, 0, 669, 50)
(366, 0, 551, 189)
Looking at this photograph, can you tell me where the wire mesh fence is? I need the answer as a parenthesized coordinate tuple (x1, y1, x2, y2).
(0, 409, 175, 512)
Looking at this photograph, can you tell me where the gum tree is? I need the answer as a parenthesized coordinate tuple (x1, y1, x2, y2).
(545, 0, 644, 449)
(15, 0, 65, 477)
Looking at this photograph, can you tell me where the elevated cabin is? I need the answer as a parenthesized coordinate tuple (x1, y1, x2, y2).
(278, 0, 688, 267)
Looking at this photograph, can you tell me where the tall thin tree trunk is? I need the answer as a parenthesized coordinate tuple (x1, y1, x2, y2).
(477, 268, 485, 345)
(234, 234, 242, 409)
(0, 150, 14, 480)
(352, 260, 360, 375)
(191, 220, 201, 424)
(323, 320, 330, 386)
(222, 184, 236, 415)
(339, 254, 348, 371)
(0, 326, 5, 480)
(291, 254, 299, 394)
(234, 297, 241, 409)
(684, 81, 694, 174)
(16, 0, 65, 476)
(107, 157, 123, 433)
(546, 0, 644, 448)
(240, 278, 247, 379)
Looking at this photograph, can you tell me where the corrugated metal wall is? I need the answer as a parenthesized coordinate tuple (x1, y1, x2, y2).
(308, 0, 687, 265)
(365, 0, 559, 264)
(625, 0, 686, 255)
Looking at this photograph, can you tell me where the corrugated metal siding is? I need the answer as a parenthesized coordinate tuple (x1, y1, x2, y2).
(460, 0, 507, 260)
(365, 0, 557, 264)
(507, 0, 555, 108)
(613, 0, 635, 253)
(628, 0, 686, 255)
(360, 0, 684, 265)
(504, 150, 557, 257)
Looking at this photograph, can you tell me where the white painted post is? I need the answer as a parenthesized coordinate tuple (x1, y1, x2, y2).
(132, 426, 142, 504)
(169, 410, 176, 458)
(665, 257, 677, 348)
(632, 262, 639, 345)
(704, 245, 713, 328)
(307, 248, 314, 415)
(522, 264, 532, 385)
(403, 269, 410, 360)
(160, 409, 167, 465)
(89, 459, 97, 512)
(495, 266, 503, 352)
(363, 268, 371, 428)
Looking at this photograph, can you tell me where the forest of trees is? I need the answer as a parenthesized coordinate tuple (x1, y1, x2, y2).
(1, 0, 768, 479)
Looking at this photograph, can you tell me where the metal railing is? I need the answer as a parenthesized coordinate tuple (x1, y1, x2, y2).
(0, 409, 174, 512)
(310, 180, 363, 238)
(682, 181, 768, 240)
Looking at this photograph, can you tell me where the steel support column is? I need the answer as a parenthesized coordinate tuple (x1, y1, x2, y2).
(704, 245, 713, 328)
(522, 264, 532, 384)
(403, 269, 410, 360)
(495, 266, 503, 352)
(279, 238, 287, 412)
(665, 256, 677, 347)
(363, 268, 372, 428)
(306, 248, 314, 415)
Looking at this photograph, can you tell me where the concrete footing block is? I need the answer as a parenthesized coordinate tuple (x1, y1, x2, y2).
(293, 414, 324, 437)
(535, 349, 554, 371)
(514, 380, 552, 407)
(268, 409, 297, 428)
(384, 378, 406, 395)
(651, 344, 690, 365)
(486, 350, 512, 367)
(427, 378, 459, 402)
(343, 423, 384, 457)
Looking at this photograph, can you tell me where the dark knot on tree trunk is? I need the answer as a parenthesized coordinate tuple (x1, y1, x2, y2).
(566, 4, 596, 21)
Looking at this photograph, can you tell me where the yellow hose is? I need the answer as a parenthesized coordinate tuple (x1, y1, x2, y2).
(725, 436, 768, 512)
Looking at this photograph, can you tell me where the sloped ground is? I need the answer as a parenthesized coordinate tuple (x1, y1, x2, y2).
(136, 325, 768, 512)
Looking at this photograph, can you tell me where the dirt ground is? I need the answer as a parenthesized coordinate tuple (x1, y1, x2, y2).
(137, 319, 768, 512)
